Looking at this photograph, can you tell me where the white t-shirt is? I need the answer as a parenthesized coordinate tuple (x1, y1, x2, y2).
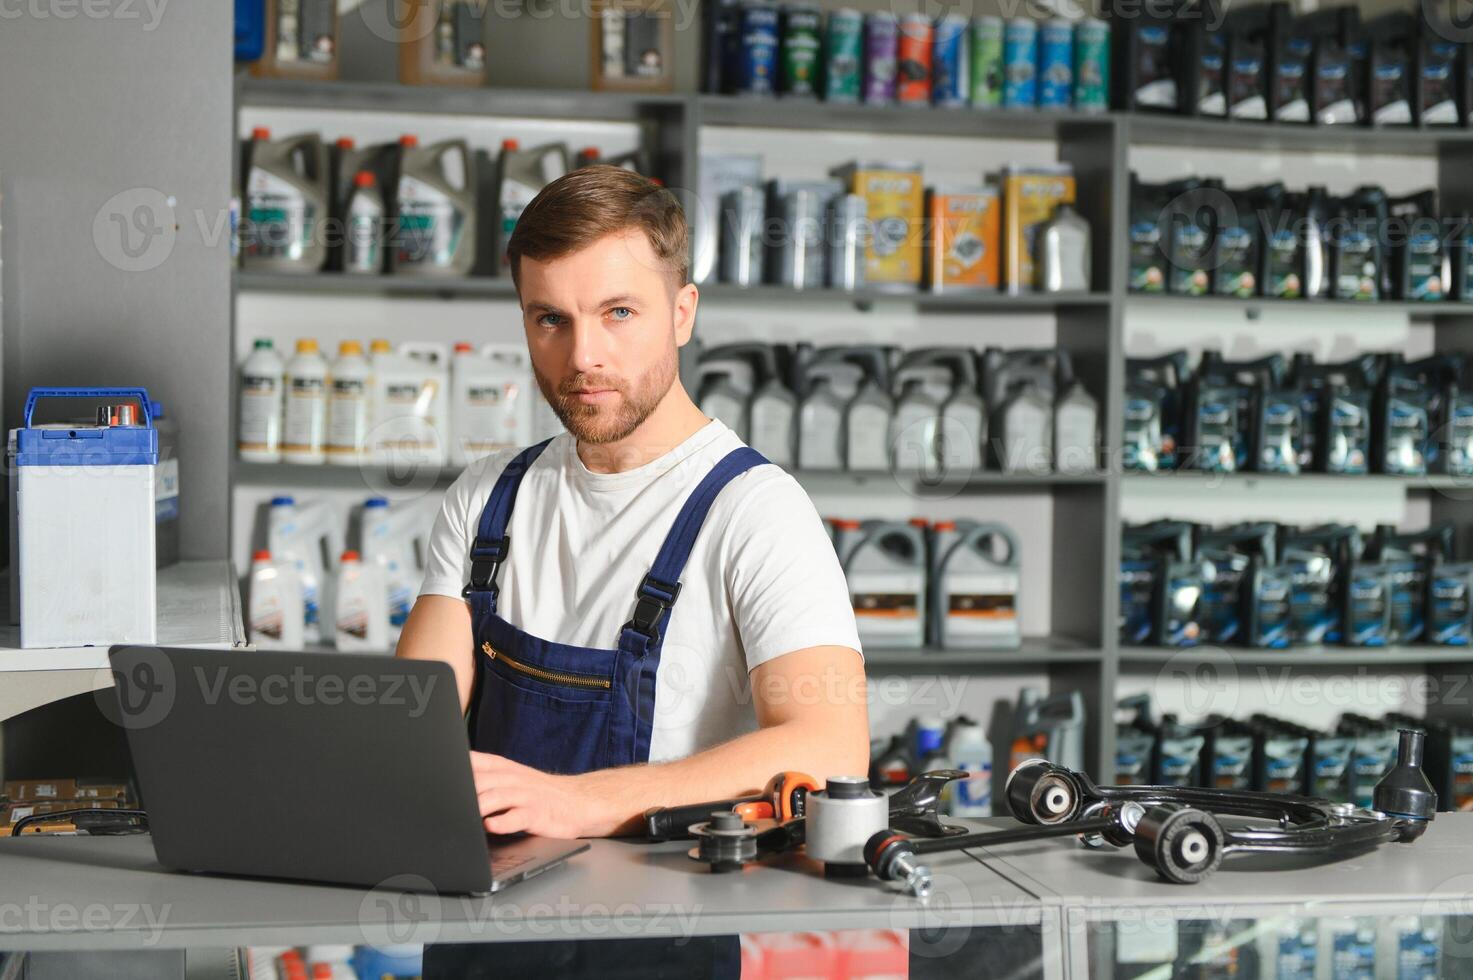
(418, 418, 863, 763)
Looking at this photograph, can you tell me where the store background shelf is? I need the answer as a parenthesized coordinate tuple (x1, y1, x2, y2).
(237, 270, 1110, 313)
(1118, 646, 1473, 668)
(1126, 292, 1473, 319)
(230, 73, 1473, 783)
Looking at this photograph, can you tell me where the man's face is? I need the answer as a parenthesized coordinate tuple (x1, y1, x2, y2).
(518, 229, 694, 445)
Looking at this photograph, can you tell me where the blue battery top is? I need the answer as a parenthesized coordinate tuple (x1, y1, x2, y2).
(15, 387, 159, 467)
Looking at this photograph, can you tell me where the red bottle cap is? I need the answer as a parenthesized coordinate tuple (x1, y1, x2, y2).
(399, 134, 419, 147)
(252, 549, 272, 562)
(251, 126, 271, 140)
(353, 170, 376, 187)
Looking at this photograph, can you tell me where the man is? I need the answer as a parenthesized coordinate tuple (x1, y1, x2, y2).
(397, 165, 868, 977)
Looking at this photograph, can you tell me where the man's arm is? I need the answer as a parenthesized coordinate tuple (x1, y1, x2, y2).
(396, 595, 476, 712)
(468, 643, 869, 838)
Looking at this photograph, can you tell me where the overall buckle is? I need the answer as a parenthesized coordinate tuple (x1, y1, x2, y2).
(625, 576, 682, 644)
(462, 534, 510, 597)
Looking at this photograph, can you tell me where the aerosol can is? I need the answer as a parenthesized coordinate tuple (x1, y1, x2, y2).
(842, 520, 928, 649)
(1008, 688, 1085, 771)
(932, 522, 1021, 650)
(267, 496, 343, 646)
(360, 497, 432, 642)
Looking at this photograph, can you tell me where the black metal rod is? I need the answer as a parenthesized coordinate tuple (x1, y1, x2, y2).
(909, 816, 1116, 855)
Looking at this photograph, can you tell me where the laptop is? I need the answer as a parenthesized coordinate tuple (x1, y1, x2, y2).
(108, 646, 588, 895)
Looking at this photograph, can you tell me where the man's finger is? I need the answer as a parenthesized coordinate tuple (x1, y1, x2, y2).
(485, 810, 531, 835)
(476, 788, 529, 817)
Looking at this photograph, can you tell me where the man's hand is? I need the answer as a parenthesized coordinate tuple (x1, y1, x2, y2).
(471, 752, 631, 839)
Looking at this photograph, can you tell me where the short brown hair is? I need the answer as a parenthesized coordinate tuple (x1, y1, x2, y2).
(506, 165, 689, 291)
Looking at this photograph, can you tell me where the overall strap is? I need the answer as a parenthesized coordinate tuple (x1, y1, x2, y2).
(620, 447, 770, 654)
(462, 439, 555, 607)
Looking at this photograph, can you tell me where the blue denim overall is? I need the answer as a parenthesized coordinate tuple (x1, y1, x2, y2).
(427, 437, 767, 979)
(461, 437, 770, 773)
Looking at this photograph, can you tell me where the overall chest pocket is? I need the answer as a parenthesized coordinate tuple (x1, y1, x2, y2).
(473, 631, 619, 775)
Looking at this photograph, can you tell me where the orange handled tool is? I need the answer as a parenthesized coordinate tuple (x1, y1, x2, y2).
(642, 770, 818, 842)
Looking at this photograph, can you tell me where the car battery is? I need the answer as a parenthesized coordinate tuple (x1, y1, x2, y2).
(10, 388, 158, 647)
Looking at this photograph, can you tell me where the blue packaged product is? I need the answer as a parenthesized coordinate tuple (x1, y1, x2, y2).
(1038, 19, 1073, 109)
(932, 15, 969, 107)
(734, 1, 780, 96)
(1002, 18, 1038, 109)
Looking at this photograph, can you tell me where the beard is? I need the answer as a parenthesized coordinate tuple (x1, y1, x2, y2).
(533, 345, 677, 446)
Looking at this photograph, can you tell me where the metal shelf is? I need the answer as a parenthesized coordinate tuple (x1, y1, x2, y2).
(1119, 645, 1473, 667)
(235, 459, 1104, 493)
(236, 271, 1110, 313)
(697, 94, 1111, 139)
(0, 560, 245, 673)
(865, 639, 1103, 673)
(236, 270, 517, 299)
(0, 561, 247, 723)
(237, 77, 684, 122)
(1123, 113, 1473, 154)
(1127, 292, 1473, 319)
(1122, 471, 1473, 492)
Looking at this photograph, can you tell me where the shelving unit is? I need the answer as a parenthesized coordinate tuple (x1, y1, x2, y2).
(232, 76, 1473, 782)
(0, 560, 247, 722)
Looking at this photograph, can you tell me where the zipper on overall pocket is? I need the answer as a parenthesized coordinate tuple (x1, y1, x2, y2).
(482, 641, 611, 691)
